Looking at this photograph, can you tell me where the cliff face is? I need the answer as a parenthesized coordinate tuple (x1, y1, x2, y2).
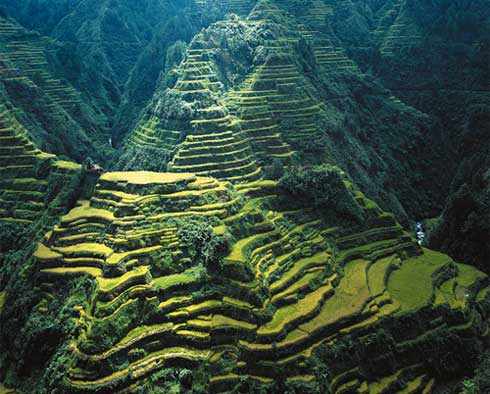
(0, 1, 489, 393)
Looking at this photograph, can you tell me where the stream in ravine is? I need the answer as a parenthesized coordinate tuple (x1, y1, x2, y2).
(415, 222, 426, 245)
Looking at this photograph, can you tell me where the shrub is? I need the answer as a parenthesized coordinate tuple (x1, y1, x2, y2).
(265, 158, 285, 180)
(152, 249, 177, 276)
(0, 222, 26, 254)
(474, 351, 490, 393)
(177, 218, 230, 273)
(278, 165, 365, 222)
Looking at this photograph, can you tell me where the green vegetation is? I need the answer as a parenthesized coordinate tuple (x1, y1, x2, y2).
(473, 351, 490, 393)
(177, 218, 231, 273)
(279, 164, 364, 222)
(0, 0, 489, 393)
(387, 249, 451, 312)
(429, 107, 490, 273)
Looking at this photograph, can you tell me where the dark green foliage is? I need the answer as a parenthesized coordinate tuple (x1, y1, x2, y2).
(0, 222, 25, 254)
(137, 364, 210, 394)
(265, 158, 285, 180)
(164, 41, 188, 88)
(432, 262, 459, 288)
(430, 179, 490, 273)
(279, 165, 365, 222)
(0, 0, 79, 34)
(1, 269, 94, 391)
(45, 171, 81, 208)
(0, 249, 26, 293)
(80, 297, 157, 355)
(429, 104, 490, 272)
(474, 351, 490, 393)
(152, 249, 176, 277)
(137, 368, 185, 393)
(408, 0, 490, 40)
(177, 218, 231, 273)
(166, 41, 187, 73)
(114, 145, 173, 172)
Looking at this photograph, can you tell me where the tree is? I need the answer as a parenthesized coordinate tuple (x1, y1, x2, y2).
(177, 218, 230, 273)
(278, 164, 365, 223)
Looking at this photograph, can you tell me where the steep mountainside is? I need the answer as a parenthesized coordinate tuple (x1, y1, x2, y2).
(253, 0, 490, 270)
(0, 13, 110, 162)
(331, 0, 490, 212)
(0, 1, 489, 393)
(429, 107, 490, 274)
(117, 2, 445, 223)
(0, 0, 263, 144)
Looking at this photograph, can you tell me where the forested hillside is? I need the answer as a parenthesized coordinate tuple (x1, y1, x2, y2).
(0, 1, 489, 393)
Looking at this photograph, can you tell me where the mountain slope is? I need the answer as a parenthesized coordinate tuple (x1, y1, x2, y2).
(117, 2, 445, 223)
(2, 168, 489, 393)
(0, 14, 110, 162)
(297, 0, 490, 267)
(0, 1, 489, 393)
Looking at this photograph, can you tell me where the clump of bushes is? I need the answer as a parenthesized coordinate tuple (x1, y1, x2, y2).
(0, 222, 31, 290)
(177, 218, 231, 273)
(152, 249, 177, 277)
(278, 164, 365, 223)
(264, 158, 285, 180)
(0, 222, 26, 254)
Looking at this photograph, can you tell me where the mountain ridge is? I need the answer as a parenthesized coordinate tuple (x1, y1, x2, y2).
(0, 1, 489, 393)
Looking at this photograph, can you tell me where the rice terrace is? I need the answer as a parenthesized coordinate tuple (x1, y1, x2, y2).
(0, 1, 489, 393)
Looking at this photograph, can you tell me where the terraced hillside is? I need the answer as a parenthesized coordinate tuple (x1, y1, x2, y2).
(1, 1, 490, 393)
(27, 171, 490, 392)
(0, 19, 81, 110)
(120, 3, 355, 164)
(0, 103, 83, 225)
(119, 1, 447, 222)
(196, 0, 258, 16)
(118, 28, 262, 181)
(165, 43, 261, 182)
(228, 42, 324, 150)
(369, 0, 421, 56)
(119, 0, 364, 171)
(0, 0, 251, 149)
(0, 15, 109, 161)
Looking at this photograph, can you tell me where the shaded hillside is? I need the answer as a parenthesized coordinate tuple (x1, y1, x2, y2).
(0, 14, 110, 162)
(0, 0, 261, 145)
(0, 1, 489, 393)
(368, 0, 490, 269)
(117, 2, 444, 223)
(111, 0, 230, 144)
(301, 0, 490, 268)
(429, 105, 490, 274)
(0, 0, 79, 35)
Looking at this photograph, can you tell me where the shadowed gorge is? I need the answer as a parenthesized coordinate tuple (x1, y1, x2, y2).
(0, 1, 489, 393)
